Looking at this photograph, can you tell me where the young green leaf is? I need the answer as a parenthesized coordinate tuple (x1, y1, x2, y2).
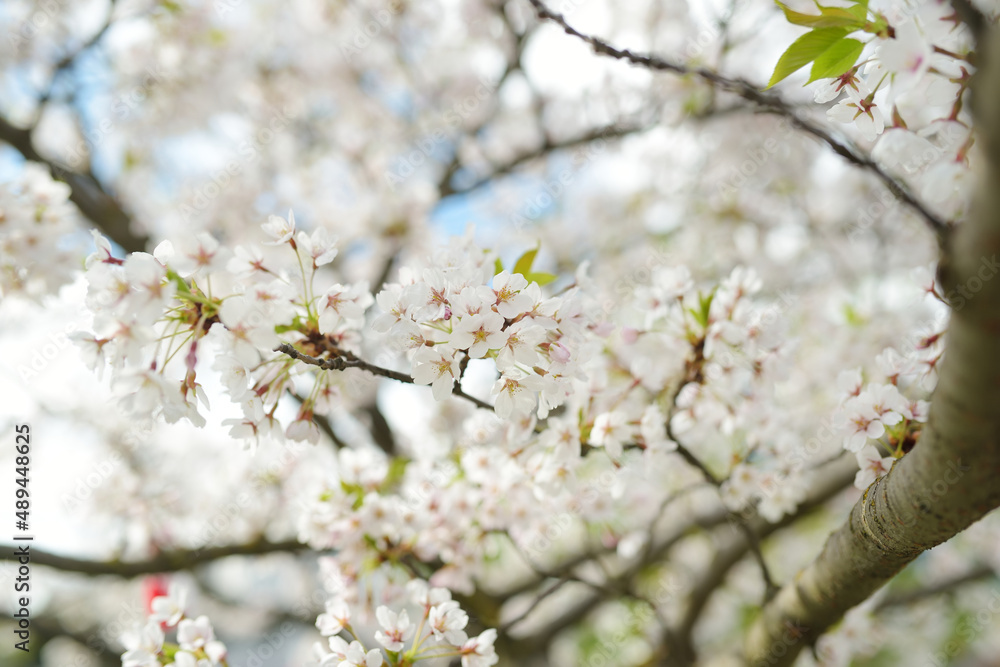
(513, 244, 540, 276)
(776, 1, 868, 29)
(767, 27, 849, 88)
(526, 271, 557, 286)
(808, 38, 864, 82)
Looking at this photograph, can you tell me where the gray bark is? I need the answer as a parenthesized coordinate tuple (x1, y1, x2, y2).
(743, 26, 1000, 666)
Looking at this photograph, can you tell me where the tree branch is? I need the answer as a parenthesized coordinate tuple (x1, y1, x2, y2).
(436, 0, 534, 197)
(363, 401, 398, 455)
(443, 121, 651, 196)
(876, 563, 996, 610)
(664, 344, 779, 602)
(275, 342, 495, 411)
(34, 0, 120, 109)
(0, 0, 148, 253)
(2, 538, 307, 578)
(507, 456, 855, 657)
(0, 115, 148, 253)
(665, 456, 858, 666)
(744, 27, 1000, 664)
(524, 0, 951, 244)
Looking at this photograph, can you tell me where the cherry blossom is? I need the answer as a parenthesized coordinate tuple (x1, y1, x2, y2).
(411, 346, 462, 401)
(261, 210, 296, 245)
(854, 445, 896, 490)
(450, 311, 506, 358)
(828, 86, 885, 142)
(459, 629, 499, 667)
(316, 597, 352, 636)
(374, 607, 413, 652)
(428, 600, 469, 645)
(590, 411, 632, 459)
(491, 271, 533, 318)
(121, 622, 164, 667)
(149, 582, 187, 627)
(491, 370, 542, 420)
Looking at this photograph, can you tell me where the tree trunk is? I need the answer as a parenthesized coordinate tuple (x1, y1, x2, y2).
(743, 25, 1000, 667)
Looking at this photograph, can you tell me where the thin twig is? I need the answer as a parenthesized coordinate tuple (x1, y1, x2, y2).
(275, 343, 495, 411)
(524, 0, 951, 244)
(499, 575, 572, 632)
(446, 121, 652, 196)
(663, 345, 779, 600)
(876, 563, 997, 609)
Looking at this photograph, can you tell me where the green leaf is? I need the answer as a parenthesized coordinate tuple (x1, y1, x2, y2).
(494, 257, 503, 275)
(167, 271, 192, 297)
(846, 3, 867, 21)
(843, 303, 866, 326)
(688, 288, 717, 328)
(808, 37, 864, 82)
(776, 1, 867, 28)
(274, 315, 304, 334)
(340, 481, 365, 509)
(527, 271, 557, 286)
(766, 27, 849, 88)
(512, 244, 540, 276)
(832, 0, 869, 22)
(381, 456, 410, 490)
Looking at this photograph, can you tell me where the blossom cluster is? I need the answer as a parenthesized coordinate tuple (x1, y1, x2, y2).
(74, 211, 373, 448)
(372, 235, 594, 420)
(834, 334, 939, 489)
(291, 258, 814, 618)
(312, 580, 497, 667)
(621, 265, 814, 523)
(810, 1, 977, 219)
(122, 584, 228, 667)
(0, 163, 82, 300)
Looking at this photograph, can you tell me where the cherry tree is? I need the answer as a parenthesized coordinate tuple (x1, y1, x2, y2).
(2, 0, 999, 666)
